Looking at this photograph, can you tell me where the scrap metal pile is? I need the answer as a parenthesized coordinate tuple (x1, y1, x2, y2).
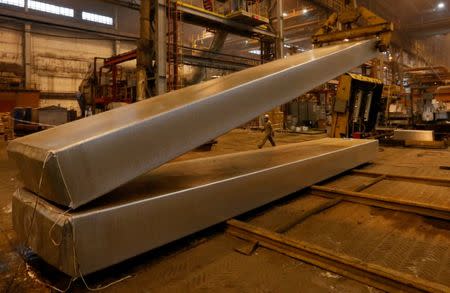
(8, 40, 380, 277)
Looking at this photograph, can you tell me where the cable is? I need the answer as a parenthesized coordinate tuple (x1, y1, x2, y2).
(79, 273, 132, 291)
(6, 150, 54, 292)
(5, 192, 39, 293)
(71, 224, 133, 291)
(12, 118, 56, 128)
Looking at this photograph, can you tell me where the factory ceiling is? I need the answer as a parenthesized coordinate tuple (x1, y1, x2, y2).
(360, 0, 450, 37)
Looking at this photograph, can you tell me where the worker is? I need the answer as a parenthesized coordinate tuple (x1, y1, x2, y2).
(258, 114, 276, 149)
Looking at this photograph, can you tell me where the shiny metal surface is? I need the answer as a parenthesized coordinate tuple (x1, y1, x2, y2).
(13, 138, 378, 276)
(8, 40, 379, 208)
(393, 129, 434, 142)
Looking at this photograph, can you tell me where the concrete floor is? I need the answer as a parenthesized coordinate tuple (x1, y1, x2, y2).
(1, 129, 449, 292)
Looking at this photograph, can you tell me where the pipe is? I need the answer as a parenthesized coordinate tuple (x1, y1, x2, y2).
(187, 30, 229, 85)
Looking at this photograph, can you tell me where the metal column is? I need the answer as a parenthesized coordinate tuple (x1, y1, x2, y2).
(137, 0, 152, 100)
(156, 0, 167, 95)
(23, 23, 32, 88)
(276, 0, 284, 59)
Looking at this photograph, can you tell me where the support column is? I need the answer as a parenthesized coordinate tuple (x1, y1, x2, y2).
(113, 6, 121, 56)
(155, 0, 167, 95)
(137, 0, 152, 101)
(23, 23, 32, 88)
(113, 40, 121, 55)
(276, 0, 284, 59)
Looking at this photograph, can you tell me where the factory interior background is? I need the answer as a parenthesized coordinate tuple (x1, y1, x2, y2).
(0, 0, 450, 292)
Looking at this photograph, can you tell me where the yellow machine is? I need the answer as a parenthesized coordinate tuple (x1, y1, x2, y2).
(331, 73, 384, 138)
(310, 1, 393, 138)
(312, 0, 394, 52)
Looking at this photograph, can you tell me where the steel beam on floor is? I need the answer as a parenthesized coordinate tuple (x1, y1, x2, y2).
(227, 219, 447, 293)
(352, 169, 450, 187)
(310, 185, 450, 220)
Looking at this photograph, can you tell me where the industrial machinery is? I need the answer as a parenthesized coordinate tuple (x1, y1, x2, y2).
(388, 66, 450, 140)
(78, 50, 138, 116)
(312, 0, 394, 52)
(376, 84, 411, 128)
(331, 73, 383, 138)
(311, 1, 393, 138)
(78, 0, 270, 116)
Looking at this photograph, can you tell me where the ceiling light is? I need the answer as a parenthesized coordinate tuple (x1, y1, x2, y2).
(344, 38, 349, 42)
(282, 12, 288, 17)
(303, 8, 308, 14)
(438, 2, 445, 9)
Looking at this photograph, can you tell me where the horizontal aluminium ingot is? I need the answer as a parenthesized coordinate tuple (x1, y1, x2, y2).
(393, 129, 434, 142)
(8, 40, 379, 208)
(13, 138, 378, 276)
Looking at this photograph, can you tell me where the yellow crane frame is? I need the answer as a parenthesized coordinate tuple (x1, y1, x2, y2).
(312, 5, 394, 52)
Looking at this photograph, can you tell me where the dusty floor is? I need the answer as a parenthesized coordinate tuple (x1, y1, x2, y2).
(176, 129, 328, 161)
(1, 129, 449, 292)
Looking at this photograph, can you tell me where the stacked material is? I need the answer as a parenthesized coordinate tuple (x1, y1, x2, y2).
(13, 139, 378, 276)
(7, 39, 379, 209)
(1, 113, 14, 141)
(8, 39, 380, 276)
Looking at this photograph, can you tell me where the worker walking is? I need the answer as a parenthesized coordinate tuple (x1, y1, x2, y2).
(258, 114, 276, 149)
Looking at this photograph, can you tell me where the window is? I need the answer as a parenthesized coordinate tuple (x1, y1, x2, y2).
(0, 0, 25, 7)
(28, 1, 74, 17)
(82, 12, 113, 25)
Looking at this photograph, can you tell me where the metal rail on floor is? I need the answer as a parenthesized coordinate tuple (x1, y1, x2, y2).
(227, 219, 448, 293)
(310, 185, 450, 220)
(228, 165, 450, 292)
(352, 169, 450, 186)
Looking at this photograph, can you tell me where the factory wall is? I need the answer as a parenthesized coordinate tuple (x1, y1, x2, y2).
(31, 28, 114, 93)
(0, 24, 137, 114)
(0, 0, 139, 115)
(0, 27, 23, 85)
